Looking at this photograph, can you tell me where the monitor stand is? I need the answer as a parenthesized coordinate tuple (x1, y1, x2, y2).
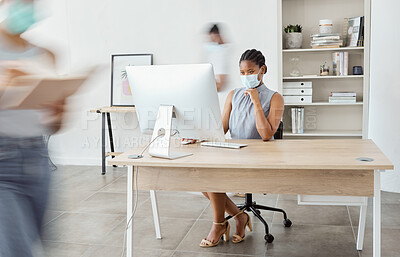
(148, 105, 193, 159)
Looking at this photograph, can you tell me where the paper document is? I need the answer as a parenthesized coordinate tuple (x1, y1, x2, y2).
(0, 75, 87, 109)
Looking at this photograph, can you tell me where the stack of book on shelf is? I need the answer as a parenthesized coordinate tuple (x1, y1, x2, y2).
(332, 52, 349, 76)
(329, 92, 356, 103)
(310, 33, 343, 48)
(343, 16, 365, 47)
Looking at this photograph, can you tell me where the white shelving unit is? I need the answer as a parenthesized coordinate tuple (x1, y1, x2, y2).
(284, 102, 363, 106)
(278, 0, 370, 139)
(283, 46, 364, 53)
(283, 75, 364, 80)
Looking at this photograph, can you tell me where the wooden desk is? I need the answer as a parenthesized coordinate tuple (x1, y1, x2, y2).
(90, 106, 136, 175)
(109, 139, 394, 257)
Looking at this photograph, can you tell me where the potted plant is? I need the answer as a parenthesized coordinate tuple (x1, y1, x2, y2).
(284, 24, 303, 49)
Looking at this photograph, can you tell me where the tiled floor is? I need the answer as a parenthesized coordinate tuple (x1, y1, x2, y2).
(39, 166, 400, 257)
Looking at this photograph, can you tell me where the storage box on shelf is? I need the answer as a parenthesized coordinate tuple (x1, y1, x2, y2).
(283, 82, 312, 104)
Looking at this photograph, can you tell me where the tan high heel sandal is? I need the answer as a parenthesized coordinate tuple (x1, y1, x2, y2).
(232, 210, 253, 243)
(200, 219, 230, 248)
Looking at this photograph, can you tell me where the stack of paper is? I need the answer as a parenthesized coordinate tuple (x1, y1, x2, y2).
(311, 33, 343, 48)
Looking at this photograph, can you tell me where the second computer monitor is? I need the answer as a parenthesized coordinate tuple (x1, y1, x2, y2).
(126, 63, 225, 141)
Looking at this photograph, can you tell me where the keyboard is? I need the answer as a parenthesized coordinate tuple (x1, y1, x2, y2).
(200, 142, 248, 149)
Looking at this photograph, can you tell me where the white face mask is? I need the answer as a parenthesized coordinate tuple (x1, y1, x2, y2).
(240, 70, 261, 89)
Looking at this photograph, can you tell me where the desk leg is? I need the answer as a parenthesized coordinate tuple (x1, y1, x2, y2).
(101, 113, 106, 175)
(106, 113, 117, 168)
(356, 201, 367, 250)
(373, 169, 382, 257)
(127, 166, 134, 257)
(150, 190, 162, 239)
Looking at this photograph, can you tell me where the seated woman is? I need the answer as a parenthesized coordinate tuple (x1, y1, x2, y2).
(200, 49, 284, 247)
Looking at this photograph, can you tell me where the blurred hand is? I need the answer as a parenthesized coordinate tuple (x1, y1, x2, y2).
(181, 138, 197, 145)
(244, 88, 261, 104)
(40, 99, 66, 134)
(0, 61, 30, 89)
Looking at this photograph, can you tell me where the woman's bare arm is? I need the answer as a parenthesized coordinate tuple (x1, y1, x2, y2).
(253, 92, 284, 140)
(222, 90, 234, 134)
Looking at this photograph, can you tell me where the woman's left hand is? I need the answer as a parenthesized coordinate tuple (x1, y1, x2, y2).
(244, 89, 261, 104)
(40, 99, 66, 133)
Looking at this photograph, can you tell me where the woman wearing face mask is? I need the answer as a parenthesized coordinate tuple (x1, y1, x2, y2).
(0, 0, 66, 256)
(200, 49, 284, 248)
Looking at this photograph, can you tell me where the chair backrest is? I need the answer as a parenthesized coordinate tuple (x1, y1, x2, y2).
(273, 121, 283, 140)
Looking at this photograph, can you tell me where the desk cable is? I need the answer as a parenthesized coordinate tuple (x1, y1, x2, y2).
(120, 129, 179, 257)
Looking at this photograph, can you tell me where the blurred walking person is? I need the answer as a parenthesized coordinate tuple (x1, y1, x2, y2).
(0, 1, 65, 256)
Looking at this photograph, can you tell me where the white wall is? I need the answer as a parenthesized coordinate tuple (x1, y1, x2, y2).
(28, 0, 280, 165)
(369, 0, 400, 192)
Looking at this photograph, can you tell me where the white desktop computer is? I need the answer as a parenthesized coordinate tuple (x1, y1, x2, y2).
(126, 63, 225, 159)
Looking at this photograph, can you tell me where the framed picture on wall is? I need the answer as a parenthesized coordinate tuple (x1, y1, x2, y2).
(111, 53, 153, 106)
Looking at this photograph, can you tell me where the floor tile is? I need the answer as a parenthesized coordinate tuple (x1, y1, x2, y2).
(267, 224, 358, 257)
(51, 167, 124, 191)
(47, 189, 97, 211)
(134, 192, 209, 220)
(348, 203, 400, 229)
(42, 213, 124, 245)
(43, 210, 64, 226)
(100, 176, 128, 193)
(101, 217, 194, 251)
(357, 227, 400, 257)
(41, 241, 89, 257)
(81, 245, 174, 257)
(172, 251, 256, 257)
(273, 200, 351, 226)
(73, 192, 127, 215)
(177, 219, 270, 256)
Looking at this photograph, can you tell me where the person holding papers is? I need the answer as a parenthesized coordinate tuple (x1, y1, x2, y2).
(200, 49, 284, 247)
(0, 1, 66, 256)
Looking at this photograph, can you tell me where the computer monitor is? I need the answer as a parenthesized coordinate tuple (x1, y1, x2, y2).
(126, 63, 225, 159)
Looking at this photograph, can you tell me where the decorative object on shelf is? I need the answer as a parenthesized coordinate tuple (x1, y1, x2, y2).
(283, 82, 312, 104)
(284, 24, 303, 49)
(289, 57, 301, 77)
(345, 16, 364, 47)
(332, 52, 349, 76)
(111, 53, 153, 106)
(311, 33, 343, 48)
(329, 92, 357, 103)
(353, 66, 363, 75)
(319, 19, 333, 34)
(320, 62, 330, 76)
(291, 107, 304, 134)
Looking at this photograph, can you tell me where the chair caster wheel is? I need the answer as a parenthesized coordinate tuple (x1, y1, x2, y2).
(283, 219, 292, 227)
(264, 234, 274, 243)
